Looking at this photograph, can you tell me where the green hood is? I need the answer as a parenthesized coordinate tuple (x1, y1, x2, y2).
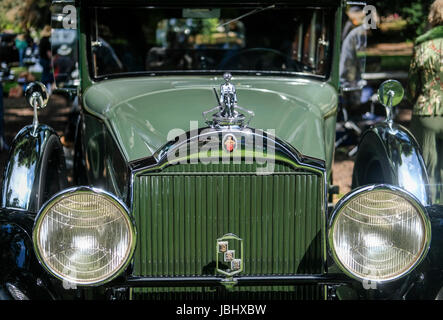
(83, 75, 337, 162)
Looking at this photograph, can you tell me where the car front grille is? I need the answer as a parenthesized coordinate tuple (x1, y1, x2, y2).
(131, 161, 324, 285)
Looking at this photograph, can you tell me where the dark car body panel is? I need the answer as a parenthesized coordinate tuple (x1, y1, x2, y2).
(1, 125, 67, 213)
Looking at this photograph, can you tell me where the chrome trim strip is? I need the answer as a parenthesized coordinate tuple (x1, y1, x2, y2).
(130, 127, 325, 174)
(119, 274, 352, 287)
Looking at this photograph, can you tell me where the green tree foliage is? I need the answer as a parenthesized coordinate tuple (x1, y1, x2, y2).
(0, 0, 23, 31)
(401, 1, 434, 38)
(368, 0, 434, 40)
(0, 0, 50, 32)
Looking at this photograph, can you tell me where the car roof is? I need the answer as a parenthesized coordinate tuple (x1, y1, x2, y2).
(53, 0, 342, 6)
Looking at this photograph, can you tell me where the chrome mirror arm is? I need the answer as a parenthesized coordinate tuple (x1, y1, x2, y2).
(385, 90, 395, 125)
(31, 93, 42, 137)
(25, 82, 49, 137)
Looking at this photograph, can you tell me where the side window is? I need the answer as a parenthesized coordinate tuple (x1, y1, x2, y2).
(51, 3, 79, 90)
(292, 9, 330, 74)
(316, 12, 329, 74)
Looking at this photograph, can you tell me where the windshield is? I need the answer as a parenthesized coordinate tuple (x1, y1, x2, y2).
(88, 6, 334, 79)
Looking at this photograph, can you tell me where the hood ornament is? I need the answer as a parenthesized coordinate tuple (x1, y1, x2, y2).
(203, 73, 254, 128)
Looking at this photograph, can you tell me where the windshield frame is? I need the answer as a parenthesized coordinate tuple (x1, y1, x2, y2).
(84, 4, 337, 82)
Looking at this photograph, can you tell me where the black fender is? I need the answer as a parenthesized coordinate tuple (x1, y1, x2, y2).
(407, 204, 443, 299)
(0, 209, 57, 300)
(1, 124, 67, 213)
(371, 204, 443, 299)
(352, 122, 431, 206)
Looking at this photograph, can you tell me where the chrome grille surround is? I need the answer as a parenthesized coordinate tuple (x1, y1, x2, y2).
(127, 127, 328, 298)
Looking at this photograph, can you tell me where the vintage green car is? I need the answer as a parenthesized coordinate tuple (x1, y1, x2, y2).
(1, 0, 443, 300)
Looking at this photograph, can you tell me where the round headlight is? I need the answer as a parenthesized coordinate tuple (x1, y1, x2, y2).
(33, 187, 135, 285)
(329, 185, 431, 282)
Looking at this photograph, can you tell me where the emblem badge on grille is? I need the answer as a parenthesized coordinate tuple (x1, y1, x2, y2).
(216, 233, 243, 277)
(223, 134, 237, 153)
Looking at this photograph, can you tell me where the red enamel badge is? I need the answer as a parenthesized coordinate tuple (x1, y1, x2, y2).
(224, 135, 236, 153)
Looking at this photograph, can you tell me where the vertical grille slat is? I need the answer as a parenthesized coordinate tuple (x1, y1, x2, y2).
(132, 285, 323, 300)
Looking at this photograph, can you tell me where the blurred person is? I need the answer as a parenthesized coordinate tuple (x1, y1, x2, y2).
(24, 31, 33, 48)
(39, 25, 53, 92)
(408, 0, 443, 203)
(15, 34, 28, 67)
(342, 6, 366, 41)
(339, 7, 379, 114)
(53, 44, 74, 84)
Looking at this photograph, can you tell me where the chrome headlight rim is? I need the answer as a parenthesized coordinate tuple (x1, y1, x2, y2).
(32, 186, 136, 286)
(328, 184, 431, 283)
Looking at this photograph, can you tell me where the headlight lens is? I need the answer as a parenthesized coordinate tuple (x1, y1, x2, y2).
(33, 188, 135, 285)
(329, 185, 430, 282)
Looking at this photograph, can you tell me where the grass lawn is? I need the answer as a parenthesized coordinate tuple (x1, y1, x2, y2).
(379, 55, 411, 71)
(360, 53, 412, 72)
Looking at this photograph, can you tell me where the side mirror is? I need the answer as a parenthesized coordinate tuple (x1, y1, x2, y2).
(25, 81, 49, 136)
(25, 82, 49, 110)
(377, 79, 404, 124)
